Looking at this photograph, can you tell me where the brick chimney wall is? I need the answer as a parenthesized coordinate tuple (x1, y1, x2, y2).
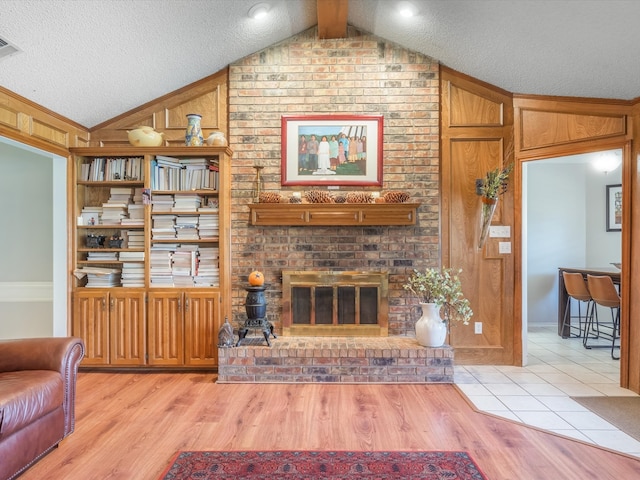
(228, 27, 440, 336)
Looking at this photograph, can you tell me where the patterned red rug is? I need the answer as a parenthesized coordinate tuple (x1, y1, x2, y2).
(159, 450, 488, 479)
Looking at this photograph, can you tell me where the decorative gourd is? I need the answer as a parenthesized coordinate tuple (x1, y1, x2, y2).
(127, 126, 165, 147)
(248, 270, 265, 286)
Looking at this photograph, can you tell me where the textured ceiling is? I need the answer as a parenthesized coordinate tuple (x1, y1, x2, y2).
(1, 0, 639, 128)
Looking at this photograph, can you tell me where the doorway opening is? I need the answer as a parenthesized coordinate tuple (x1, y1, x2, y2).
(521, 148, 622, 366)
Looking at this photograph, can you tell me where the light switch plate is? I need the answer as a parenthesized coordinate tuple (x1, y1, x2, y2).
(499, 242, 511, 254)
(489, 225, 511, 238)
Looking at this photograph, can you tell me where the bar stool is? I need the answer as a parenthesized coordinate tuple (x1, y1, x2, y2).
(584, 275, 620, 360)
(561, 271, 592, 339)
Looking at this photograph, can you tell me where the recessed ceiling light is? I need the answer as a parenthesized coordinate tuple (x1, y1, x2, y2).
(248, 3, 270, 20)
(398, 1, 417, 17)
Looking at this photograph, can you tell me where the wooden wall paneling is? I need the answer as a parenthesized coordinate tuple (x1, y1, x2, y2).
(514, 96, 631, 159)
(441, 67, 515, 365)
(519, 109, 626, 151)
(446, 138, 514, 363)
(89, 69, 228, 147)
(0, 86, 90, 154)
(449, 84, 504, 127)
(0, 101, 19, 131)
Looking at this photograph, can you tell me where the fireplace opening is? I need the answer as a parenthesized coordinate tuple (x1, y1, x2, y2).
(283, 271, 388, 336)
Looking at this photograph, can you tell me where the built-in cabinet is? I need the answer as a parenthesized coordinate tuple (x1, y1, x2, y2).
(69, 146, 231, 369)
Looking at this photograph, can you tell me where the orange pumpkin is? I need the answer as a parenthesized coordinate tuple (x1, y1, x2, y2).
(248, 270, 265, 286)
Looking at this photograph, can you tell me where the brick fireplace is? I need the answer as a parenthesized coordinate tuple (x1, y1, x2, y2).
(220, 27, 446, 384)
(228, 27, 441, 338)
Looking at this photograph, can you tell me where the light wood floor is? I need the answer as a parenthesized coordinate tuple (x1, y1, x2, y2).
(20, 372, 640, 480)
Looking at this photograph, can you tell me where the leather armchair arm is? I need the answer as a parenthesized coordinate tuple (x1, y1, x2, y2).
(0, 337, 84, 374)
(0, 337, 85, 435)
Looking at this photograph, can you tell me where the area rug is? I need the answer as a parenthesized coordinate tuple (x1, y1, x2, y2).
(571, 396, 640, 441)
(159, 450, 488, 480)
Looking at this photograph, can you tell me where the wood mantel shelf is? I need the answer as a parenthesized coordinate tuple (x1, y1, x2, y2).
(248, 203, 420, 226)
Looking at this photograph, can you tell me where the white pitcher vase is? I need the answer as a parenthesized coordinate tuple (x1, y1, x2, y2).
(415, 303, 447, 347)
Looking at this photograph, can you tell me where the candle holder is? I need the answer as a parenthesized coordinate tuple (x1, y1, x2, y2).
(252, 165, 264, 203)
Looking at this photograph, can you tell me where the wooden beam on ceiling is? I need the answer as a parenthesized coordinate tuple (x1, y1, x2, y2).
(317, 0, 348, 39)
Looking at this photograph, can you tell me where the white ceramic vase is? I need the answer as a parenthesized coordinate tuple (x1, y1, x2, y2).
(415, 303, 447, 347)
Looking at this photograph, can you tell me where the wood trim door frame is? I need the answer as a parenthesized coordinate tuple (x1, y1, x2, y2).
(515, 137, 632, 388)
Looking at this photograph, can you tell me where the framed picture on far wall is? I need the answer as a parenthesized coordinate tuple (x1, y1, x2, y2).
(606, 184, 622, 232)
(281, 115, 383, 186)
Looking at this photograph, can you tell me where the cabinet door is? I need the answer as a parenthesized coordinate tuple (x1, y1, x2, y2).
(110, 290, 146, 366)
(73, 290, 109, 365)
(147, 291, 184, 365)
(184, 290, 220, 366)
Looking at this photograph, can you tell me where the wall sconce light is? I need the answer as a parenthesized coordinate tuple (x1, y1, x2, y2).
(248, 3, 270, 20)
(592, 150, 621, 173)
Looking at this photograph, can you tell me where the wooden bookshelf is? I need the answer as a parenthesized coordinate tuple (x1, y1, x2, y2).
(69, 146, 232, 370)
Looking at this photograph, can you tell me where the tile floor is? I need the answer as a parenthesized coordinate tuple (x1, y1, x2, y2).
(455, 323, 640, 457)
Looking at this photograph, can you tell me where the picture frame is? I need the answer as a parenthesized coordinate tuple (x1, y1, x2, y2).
(606, 184, 622, 232)
(281, 114, 383, 186)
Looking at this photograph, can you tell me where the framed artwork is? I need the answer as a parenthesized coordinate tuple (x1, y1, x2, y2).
(281, 115, 383, 186)
(606, 184, 622, 232)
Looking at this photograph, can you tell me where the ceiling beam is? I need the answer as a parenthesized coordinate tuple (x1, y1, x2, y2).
(317, 0, 348, 39)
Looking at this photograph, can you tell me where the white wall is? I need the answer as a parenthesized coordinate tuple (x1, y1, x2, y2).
(0, 137, 67, 338)
(526, 152, 622, 325)
(586, 169, 622, 266)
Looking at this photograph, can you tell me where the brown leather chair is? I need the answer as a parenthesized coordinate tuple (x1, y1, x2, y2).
(561, 271, 592, 339)
(585, 275, 620, 359)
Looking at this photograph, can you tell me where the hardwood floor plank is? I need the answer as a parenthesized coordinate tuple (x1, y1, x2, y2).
(17, 373, 640, 480)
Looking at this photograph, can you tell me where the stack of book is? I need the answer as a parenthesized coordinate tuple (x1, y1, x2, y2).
(123, 188, 145, 226)
(120, 264, 145, 287)
(75, 267, 121, 287)
(122, 157, 144, 181)
(81, 157, 106, 182)
(119, 251, 145, 262)
(151, 194, 174, 212)
(152, 156, 183, 190)
(102, 187, 133, 224)
(149, 245, 176, 286)
(171, 245, 198, 287)
(122, 229, 144, 249)
(173, 194, 201, 212)
(87, 251, 118, 261)
(80, 206, 102, 226)
(119, 251, 145, 287)
(151, 215, 176, 240)
(181, 159, 209, 190)
(175, 216, 199, 241)
(151, 156, 219, 190)
(198, 210, 219, 239)
(194, 247, 219, 286)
